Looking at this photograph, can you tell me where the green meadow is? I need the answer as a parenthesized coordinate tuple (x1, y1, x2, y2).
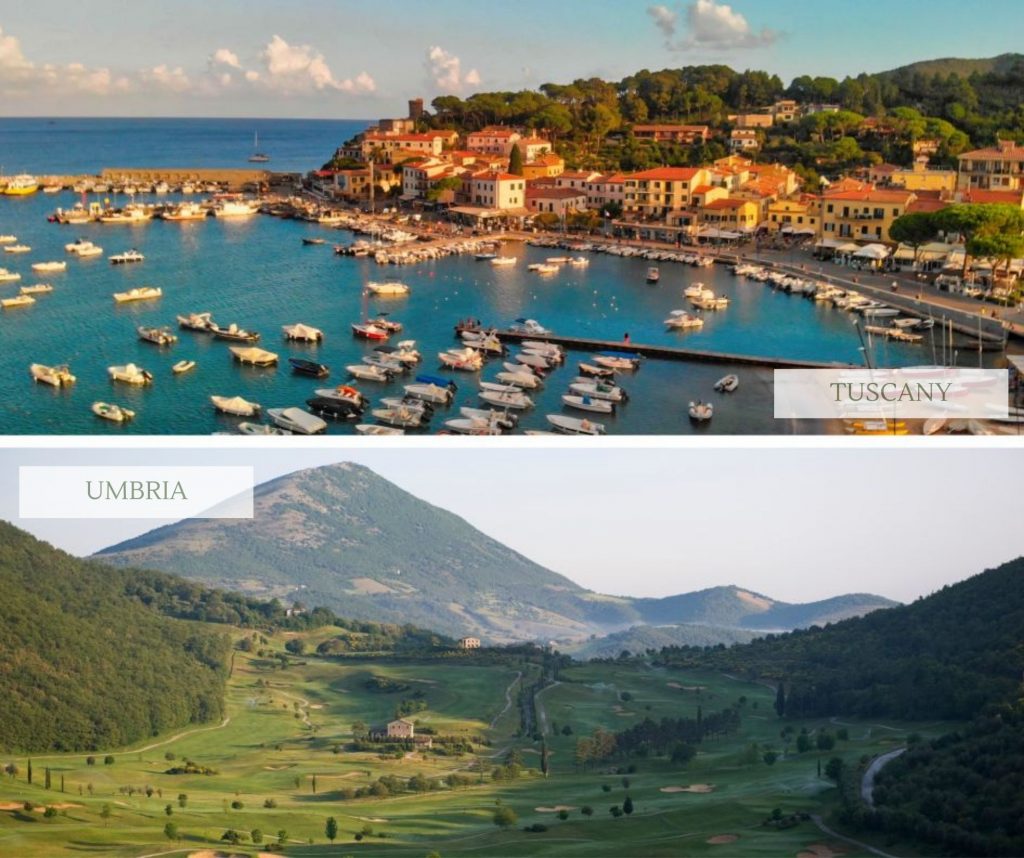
(0, 628, 957, 857)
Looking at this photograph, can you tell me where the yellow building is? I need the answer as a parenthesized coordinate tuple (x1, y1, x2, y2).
(699, 198, 762, 232)
(820, 189, 915, 243)
(766, 197, 819, 234)
(957, 140, 1024, 191)
(622, 167, 713, 220)
(521, 153, 565, 179)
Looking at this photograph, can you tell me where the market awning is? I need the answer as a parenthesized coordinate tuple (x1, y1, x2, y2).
(815, 238, 847, 249)
(853, 243, 891, 260)
(697, 227, 741, 239)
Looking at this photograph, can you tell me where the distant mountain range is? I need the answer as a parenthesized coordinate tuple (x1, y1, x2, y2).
(94, 463, 897, 643)
(880, 52, 1024, 79)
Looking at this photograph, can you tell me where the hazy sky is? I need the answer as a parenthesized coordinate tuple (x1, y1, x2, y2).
(0, 0, 1019, 117)
(2, 447, 1020, 605)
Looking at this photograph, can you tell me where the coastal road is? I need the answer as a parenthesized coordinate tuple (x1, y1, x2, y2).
(861, 747, 907, 806)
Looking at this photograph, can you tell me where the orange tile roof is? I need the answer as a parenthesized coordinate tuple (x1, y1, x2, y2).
(959, 189, 1024, 204)
(907, 198, 948, 213)
(628, 167, 703, 181)
(703, 198, 753, 210)
(960, 144, 1024, 162)
(824, 189, 914, 203)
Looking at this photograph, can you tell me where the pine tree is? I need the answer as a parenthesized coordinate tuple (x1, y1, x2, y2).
(44, 767, 51, 790)
(312, 774, 317, 794)
(774, 683, 786, 718)
(623, 795, 634, 816)
(325, 817, 338, 843)
(60, 775, 65, 793)
(509, 143, 524, 175)
(27, 760, 32, 785)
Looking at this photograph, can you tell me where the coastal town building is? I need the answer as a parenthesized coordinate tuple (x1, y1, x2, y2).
(342, 132, 448, 163)
(729, 129, 760, 152)
(766, 196, 819, 234)
(631, 124, 710, 145)
(732, 113, 774, 129)
(458, 637, 481, 649)
(321, 167, 400, 202)
(516, 136, 554, 161)
(622, 167, 713, 220)
(770, 100, 800, 122)
(466, 127, 522, 156)
(521, 152, 565, 179)
(957, 140, 1024, 191)
(554, 171, 603, 191)
(698, 197, 762, 232)
(820, 188, 916, 243)
(464, 171, 526, 209)
(368, 718, 433, 748)
(526, 185, 588, 216)
(585, 173, 626, 210)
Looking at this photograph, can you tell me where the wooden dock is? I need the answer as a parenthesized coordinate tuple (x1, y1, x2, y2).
(491, 331, 853, 369)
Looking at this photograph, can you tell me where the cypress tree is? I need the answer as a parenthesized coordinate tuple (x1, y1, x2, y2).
(27, 760, 32, 785)
(774, 683, 786, 718)
(44, 767, 51, 790)
(509, 143, 524, 176)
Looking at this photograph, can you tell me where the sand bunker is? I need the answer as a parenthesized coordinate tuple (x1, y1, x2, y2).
(611, 705, 635, 716)
(535, 805, 576, 812)
(187, 852, 251, 858)
(667, 682, 706, 691)
(262, 763, 296, 771)
(356, 816, 389, 822)
(0, 802, 81, 812)
(707, 834, 739, 844)
(797, 845, 846, 858)
(309, 703, 324, 710)
(660, 784, 715, 794)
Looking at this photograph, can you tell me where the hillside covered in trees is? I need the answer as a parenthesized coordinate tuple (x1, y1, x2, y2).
(420, 55, 1024, 177)
(0, 522, 231, 754)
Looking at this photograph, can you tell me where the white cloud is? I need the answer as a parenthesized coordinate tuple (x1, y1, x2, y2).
(211, 48, 241, 69)
(648, 0, 778, 51)
(144, 64, 191, 93)
(259, 34, 374, 94)
(426, 45, 480, 93)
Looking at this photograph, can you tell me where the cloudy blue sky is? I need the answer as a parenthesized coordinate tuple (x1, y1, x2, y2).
(0, 0, 1019, 117)
(2, 447, 1020, 605)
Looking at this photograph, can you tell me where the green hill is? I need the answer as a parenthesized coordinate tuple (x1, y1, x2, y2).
(565, 623, 758, 659)
(94, 463, 896, 642)
(0, 521, 230, 753)
(881, 53, 1024, 79)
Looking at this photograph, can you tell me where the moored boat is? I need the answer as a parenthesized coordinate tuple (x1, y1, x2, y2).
(138, 325, 178, 346)
(211, 395, 261, 417)
(289, 357, 330, 378)
(688, 400, 713, 422)
(355, 424, 404, 436)
(20, 283, 53, 295)
(351, 322, 390, 340)
(211, 322, 260, 342)
(4, 244, 31, 254)
(346, 364, 393, 382)
(569, 380, 627, 402)
(365, 280, 410, 296)
(229, 346, 278, 366)
(1, 294, 34, 309)
(578, 362, 615, 379)
(306, 397, 361, 421)
(546, 414, 605, 435)
(92, 401, 135, 423)
(665, 310, 704, 329)
(282, 322, 324, 342)
(714, 374, 739, 393)
(562, 394, 614, 414)
(405, 375, 457, 404)
(267, 407, 327, 435)
(113, 286, 162, 303)
(108, 363, 153, 385)
(479, 389, 532, 410)
(592, 352, 641, 371)
(31, 260, 67, 273)
(177, 311, 214, 331)
(172, 359, 196, 374)
(109, 249, 145, 264)
(646, 266, 660, 283)
(30, 363, 75, 387)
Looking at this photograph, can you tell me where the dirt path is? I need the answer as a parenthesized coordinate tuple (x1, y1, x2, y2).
(534, 681, 561, 736)
(860, 747, 906, 807)
(27, 716, 232, 762)
(489, 671, 522, 730)
(810, 813, 901, 858)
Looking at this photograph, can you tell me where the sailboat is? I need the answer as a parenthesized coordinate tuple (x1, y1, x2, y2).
(248, 131, 270, 163)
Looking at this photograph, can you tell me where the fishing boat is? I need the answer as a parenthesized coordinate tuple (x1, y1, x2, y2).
(20, 284, 53, 295)
(211, 322, 260, 342)
(405, 375, 457, 404)
(646, 266, 660, 283)
(267, 407, 326, 435)
(547, 414, 605, 435)
(99, 205, 152, 224)
(365, 280, 410, 296)
(439, 348, 483, 371)
(346, 364, 393, 382)
(65, 238, 98, 254)
(460, 406, 518, 429)
(306, 397, 361, 421)
(1, 294, 34, 309)
(30, 363, 75, 387)
(4, 244, 31, 254)
(351, 322, 390, 340)
(177, 312, 214, 332)
(491, 256, 517, 267)
(315, 386, 366, 409)
(593, 352, 641, 371)
(113, 286, 162, 303)
(444, 417, 503, 435)
(302, 237, 326, 246)
(92, 401, 135, 423)
(562, 392, 615, 414)
(172, 359, 196, 374)
(237, 422, 286, 435)
(138, 325, 178, 346)
(569, 381, 627, 403)
(282, 322, 324, 342)
(714, 374, 739, 393)
(161, 202, 208, 221)
(372, 406, 428, 429)
(109, 249, 145, 265)
(248, 131, 270, 163)
(212, 199, 259, 217)
(289, 357, 330, 378)
(31, 261, 67, 273)
(684, 283, 710, 299)
(3, 174, 39, 195)
(578, 362, 615, 379)
(108, 363, 153, 385)
(355, 424, 404, 436)
(665, 310, 704, 329)
(211, 395, 260, 417)
(688, 400, 713, 422)
(229, 346, 278, 366)
(479, 389, 532, 410)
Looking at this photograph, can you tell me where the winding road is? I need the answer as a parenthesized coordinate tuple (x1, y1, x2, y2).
(489, 671, 522, 729)
(861, 747, 906, 807)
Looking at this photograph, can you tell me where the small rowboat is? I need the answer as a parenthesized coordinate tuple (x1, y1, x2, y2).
(92, 401, 135, 423)
(688, 401, 713, 422)
(172, 360, 196, 374)
(714, 374, 739, 393)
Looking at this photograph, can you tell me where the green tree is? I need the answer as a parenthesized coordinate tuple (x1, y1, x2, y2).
(163, 821, 178, 841)
(251, 828, 263, 844)
(508, 143, 524, 175)
(824, 757, 845, 782)
(325, 816, 338, 842)
(623, 795, 634, 815)
(890, 211, 939, 265)
(493, 806, 518, 829)
(177, 793, 188, 808)
(774, 683, 786, 717)
(100, 803, 112, 826)
(284, 638, 305, 655)
(581, 805, 594, 817)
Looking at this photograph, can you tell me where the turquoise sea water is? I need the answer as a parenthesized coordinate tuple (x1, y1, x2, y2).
(0, 190, 939, 436)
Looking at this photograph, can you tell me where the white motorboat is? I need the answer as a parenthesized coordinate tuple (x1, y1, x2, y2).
(514, 353, 552, 371)
(688, 400, 713, 422)
(497, 371, 540, 389)
(4, 244, 31, 254)
(665, 310, 704, 330)
(569, 256, 589, 267)
(569, 381, 627, 403)
(315, 386, 366, 408)
(690, 293, 729, 311)
(138, 325, 178, 346)
(211, 395, 260, 417)
(113, 286, 162, 303)
(29, 260, 65, 274)
(237, 422, 287, 435)
(355, 424, 404, 436)
(0, 268, 22, 282)
(491, 256, 517, 267)
(714, 374, 739, 393)
(346, 364, 394, 382)
(562, 394, 614, 414)
(684, 283, 710, 299)
(30, 363, 76, 387)
(460, 406, 518, 429)
(1, 294, 34, 309)
(380, 396, 431, 414)
(646, 266, 660, 283)
(479, 389, 532, 410)
(377, 340, 421, 365)
(20, 284, 53, 295)
(161, 202, 208, 221)
(461, 331, 505, 355)
(365, 280, 410, 296)
(362, 353, 405, 373)
(211, 322, 260, 342)
(229, 346, 278, 366)
(547, 414, 605, 435)
(0, 235, 16, 243)
(109, 249, 145, 265)
(172, 360, 196, 374)
(444, 417, 502, 435)
(593, 354, 640, 371)
(99, 205, 152, 224)
(65, 238, 99, 254)
(509, 319, 550, 335)
(439, 348, 483, 371)
(372, 406, 427, 429)
(178, 312, 214, 331)
(92, 401, 135, 423)
(282, 322, 324, 342)
(267, 407, 327, 435)
(520, 340, 563, 358)
(503, 361, 538, 377)
(108, 363, 153, 385)
(404, 380, 456, 404)
(212, 199, 259, 217)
